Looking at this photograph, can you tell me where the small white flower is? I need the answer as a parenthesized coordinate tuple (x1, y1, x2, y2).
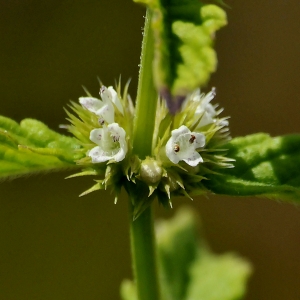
(79, 96, 115, 124)
(192, 88, 217, 127)
(166, 125, 205, 167)
(79, 86, 124, 124)
(100, 86, 124, 115)
(88, 123, 127, 163)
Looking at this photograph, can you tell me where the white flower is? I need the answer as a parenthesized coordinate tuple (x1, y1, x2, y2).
(88, 123, 127, 163)
(166, 125, 205, 167)
(192, 88, 217, 127)
(79, 96, 114, 124)
(100, 86, 124, 115)
(79, 86, 123, 124)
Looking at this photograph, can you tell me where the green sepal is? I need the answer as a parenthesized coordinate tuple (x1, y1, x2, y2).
(79, 180, 105, 197)
(125, 180, 156, 220)
(65, 169, 98, 179)
(0, 116, 82, 180)
(204, 133, 300, 202)
(159, 168, 185, 203)
(133, 0, 227, 112)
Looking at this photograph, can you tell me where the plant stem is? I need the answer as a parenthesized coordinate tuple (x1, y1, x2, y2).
(132, 9, 157, 159)
(129, 203, 160, 300)
(129, 9, 161, 300)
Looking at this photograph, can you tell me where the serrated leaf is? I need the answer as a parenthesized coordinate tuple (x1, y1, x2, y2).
(0, 116, 82, 180)
(203, 133, 300, 201)
(185, 252, 252, 300)
(134, 0, 227, 113)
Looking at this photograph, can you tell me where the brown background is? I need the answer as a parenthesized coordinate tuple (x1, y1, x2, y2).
(1, 1, 300, 299)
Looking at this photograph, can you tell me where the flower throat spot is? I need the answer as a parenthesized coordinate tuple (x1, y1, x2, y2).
(174, 144, 180, 153)
(100, 86, 106, 94)
(112, 135, 120, 142)
(189, 135, 196, 144)
(99, 118, 105, 125)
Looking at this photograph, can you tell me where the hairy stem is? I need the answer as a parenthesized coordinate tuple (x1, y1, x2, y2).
(129, 203, 160, 300)
(129, 9, 161, 300)
(132, 9, 157, 159)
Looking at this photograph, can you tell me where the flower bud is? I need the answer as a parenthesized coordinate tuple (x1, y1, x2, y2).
(140, 157, 163, 185)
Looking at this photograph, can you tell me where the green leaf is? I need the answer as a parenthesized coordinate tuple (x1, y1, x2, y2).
(185, 252, 251, 300)
(120, 207, 251, 300)
(156, 207, 251, 300)
(0, 116, 82, 180)
(203, 133, 300, 201)
(133, 0, 227, 113)
(156, 207, 199, 300)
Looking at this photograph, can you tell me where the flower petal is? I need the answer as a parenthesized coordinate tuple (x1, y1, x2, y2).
(197, 111, 215, 127)
(100, 86, 112, 103)
(95, 102, 115, 123)
(79, 97, 103, 113)
(193, 132, 206, 148)
(108, 86, 124, 115)
(171, 125, 191, 139)
(165, 125, 205, 167)
(113, 146, 127, 162)
(183, 151, 203, 167)
(88, 146, 110, 163)
(88, 123, 127, 163)
(192, 88, 218, 128)
(166, 137, 181, 164)
(89, 128, 103, 144)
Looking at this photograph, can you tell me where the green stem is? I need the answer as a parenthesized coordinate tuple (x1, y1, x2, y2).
(129, 204, 160, 300)
(132, 9, 157, 159)
(129, 9, 161, 300)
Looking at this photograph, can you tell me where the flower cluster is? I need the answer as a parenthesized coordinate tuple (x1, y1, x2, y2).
(78, 86, 128, 163)
(67, 83, 233, 218)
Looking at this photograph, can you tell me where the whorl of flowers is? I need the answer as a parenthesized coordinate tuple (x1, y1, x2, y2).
(66, 82, 233, 218)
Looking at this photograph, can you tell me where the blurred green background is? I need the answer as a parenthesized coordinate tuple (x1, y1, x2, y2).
(1, 1, 300, 299)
